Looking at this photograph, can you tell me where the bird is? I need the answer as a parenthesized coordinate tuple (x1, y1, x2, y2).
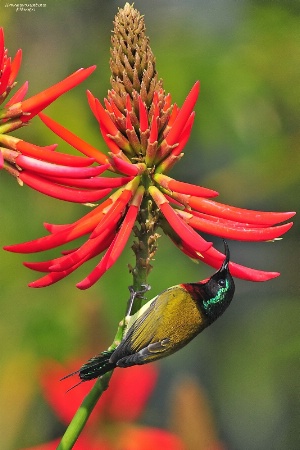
(63, 240, 235, 386)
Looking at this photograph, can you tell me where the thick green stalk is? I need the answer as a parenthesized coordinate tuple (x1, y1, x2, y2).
(57, 372, 113, 450)
(57, 324, 125, 450)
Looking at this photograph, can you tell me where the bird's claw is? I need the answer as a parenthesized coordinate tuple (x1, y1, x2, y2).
(129, 284, 151, 299)
(126, 284, 151, 316)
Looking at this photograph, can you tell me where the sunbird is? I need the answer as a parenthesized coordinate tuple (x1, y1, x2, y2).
(64, 240, 235, 386)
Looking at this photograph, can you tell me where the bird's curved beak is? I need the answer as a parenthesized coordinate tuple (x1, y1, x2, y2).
(220, 240, 230, 271)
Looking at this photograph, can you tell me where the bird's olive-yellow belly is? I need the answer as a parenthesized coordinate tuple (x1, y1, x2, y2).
(151, 288, 207, 351)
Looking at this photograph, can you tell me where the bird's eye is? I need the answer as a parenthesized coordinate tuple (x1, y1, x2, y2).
(218, 279, 226, 287)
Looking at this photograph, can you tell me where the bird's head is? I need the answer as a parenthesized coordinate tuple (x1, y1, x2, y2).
(200, 240, 235, 322)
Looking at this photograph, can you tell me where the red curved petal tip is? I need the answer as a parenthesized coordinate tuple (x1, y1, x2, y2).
(165, 81, 200, 146)
(20, 66, 96, 120)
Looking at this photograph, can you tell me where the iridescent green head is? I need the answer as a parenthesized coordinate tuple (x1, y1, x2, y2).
(201, 240, 235, 322)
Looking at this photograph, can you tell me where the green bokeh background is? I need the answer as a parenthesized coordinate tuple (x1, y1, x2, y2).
(0, 0, 299, 449)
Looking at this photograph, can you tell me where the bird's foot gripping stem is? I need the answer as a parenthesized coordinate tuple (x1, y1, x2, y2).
(126, 284, 151, 317)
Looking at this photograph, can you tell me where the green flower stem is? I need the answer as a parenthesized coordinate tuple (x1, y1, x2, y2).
(57, 324, 125, 450)
(57, 371, 113, 450)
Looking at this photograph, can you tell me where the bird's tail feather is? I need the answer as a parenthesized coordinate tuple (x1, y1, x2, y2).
(78, 350, 116, 381)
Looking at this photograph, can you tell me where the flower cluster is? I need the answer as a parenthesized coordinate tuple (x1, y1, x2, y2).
(4, 4, 295, 289)
(24, 360, 184, 450)
(0, 27, 104, 202)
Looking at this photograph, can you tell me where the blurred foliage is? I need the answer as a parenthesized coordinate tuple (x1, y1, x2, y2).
(0, 1, 299, 449)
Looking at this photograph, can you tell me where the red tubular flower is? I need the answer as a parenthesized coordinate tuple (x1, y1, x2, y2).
(22, 359, 184, 450)
(0, 26, 105, 201)
(3, 5, 295, 287)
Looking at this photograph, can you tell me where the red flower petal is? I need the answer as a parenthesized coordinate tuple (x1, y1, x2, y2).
(177, 209, 294, 242)
(49, 227, 116, 273)
(8, 48, 22, 85)
(4, 198, 114, 253)
(0, 28, 4, 66)
(165, 81, 200, 146)
(173, 193, 296, 226)
(94, 97, 119, 135)
(19, 171, 112, 203)
(41, 174, 132, 189)
(90, 188, 135, 239)
(5, 81, 28, 107)
(0, 61, 11, 95)
(109, 155, 145, 176)
(19, 66, 96, 120)
(154, 174, 218, 198)
(165, 231, 281, 282)
(28, 232, 115, 288)
(149, 186, 212, 253)
(201, 245, 280, 281)
(15, 139, 95, 167)
(16, 155, 106, 178)
(77, 186, 144, 289)
(39, 113, 110, 166)
(139, 96, 148, 132)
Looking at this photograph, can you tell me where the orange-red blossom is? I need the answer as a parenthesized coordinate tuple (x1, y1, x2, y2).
(0, 27, 104, 202)
(4, 79, 295, 288)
